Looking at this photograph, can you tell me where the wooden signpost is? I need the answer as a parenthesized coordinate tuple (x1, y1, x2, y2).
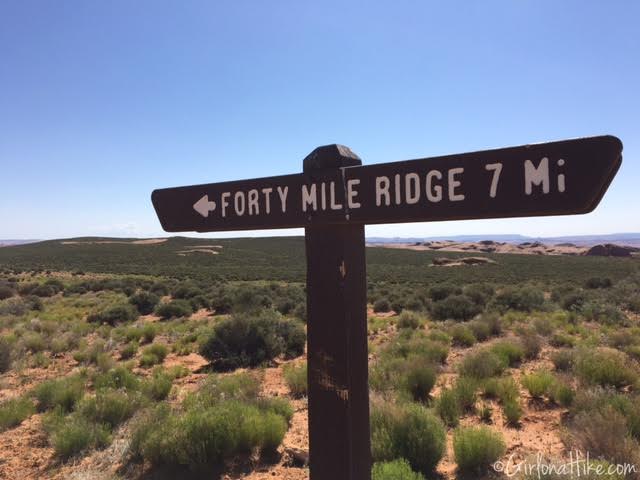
(151, 135, 622, 480)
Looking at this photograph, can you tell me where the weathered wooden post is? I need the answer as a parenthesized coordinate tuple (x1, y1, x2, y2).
(303, 145, 371, 480)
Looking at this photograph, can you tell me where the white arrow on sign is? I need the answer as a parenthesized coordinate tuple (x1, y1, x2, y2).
(193, 195, 216, 218)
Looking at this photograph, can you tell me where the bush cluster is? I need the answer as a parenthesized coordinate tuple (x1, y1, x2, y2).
(371, 401, 446, 474)
(453, 426, 506, 472)
(130, 372, 291, 469)
(283, 362, 307, 398)
(199, 311, 305, 370)
(87, 304, 138, 325)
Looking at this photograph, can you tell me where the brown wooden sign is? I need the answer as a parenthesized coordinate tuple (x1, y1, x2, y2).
(152, 135, 622, 232)
(151, 135, 622, 480)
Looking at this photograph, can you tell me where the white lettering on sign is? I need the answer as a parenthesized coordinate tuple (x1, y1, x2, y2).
(376, 177, 390, 206)
(485, 163, 503, 198)
(221, 192, 231, 218)
(557, 159, 566, 192)
(525, 157, 550, 194)
(196, 155, 570, 221)
(405, 173, 420, 205)
(426, 170, 442, 202)
(248, 189, 259, 215)
(347, 179, 361, 208)
(234, 191, 245, 216)
(448, 168, 465, 201)
(375, 169, 467, 206)
(302, 184, 317, 212)
(261, 188, 273, 214)
(277, 186, 288, 213)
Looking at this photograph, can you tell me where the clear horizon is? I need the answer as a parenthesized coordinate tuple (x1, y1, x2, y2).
(1, 2, 639, 239)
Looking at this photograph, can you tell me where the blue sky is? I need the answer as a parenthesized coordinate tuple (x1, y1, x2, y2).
(1, 1, 638, 239)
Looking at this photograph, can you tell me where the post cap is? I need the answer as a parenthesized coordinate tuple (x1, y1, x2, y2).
(303, 144, 362, 171)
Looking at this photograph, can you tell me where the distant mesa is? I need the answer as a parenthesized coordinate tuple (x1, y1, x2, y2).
(584, 243, 637, 257)
(432, 256, 496, 267)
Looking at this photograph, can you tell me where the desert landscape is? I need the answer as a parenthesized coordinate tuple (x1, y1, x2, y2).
(0, 237, 638, 479)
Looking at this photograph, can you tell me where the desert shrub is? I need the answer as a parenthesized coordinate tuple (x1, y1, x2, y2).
(548, 380, 575, 407)
(142, 371, 173, 401)
(199, 312, 305, 370)
(450, 324, 476, 347)
(431, 295, 481, 321)
(22, 331, 46, 353)
(372, 459, 425, 480)
(0, 297, 28, 316)
(503, 399, 522, 425)
(46, 413, 111, 460)
(30, 284, 57, 297)
(435, 388, 461, 427)
(453, 426, 505, 472)
(172, 284, 204, 300)
(477, 313, 502, 336)
(129, 291, 160, 315)
(479, 403, 492, 423)
(463, 284, 494, 306)
(571, 389, 640, 442)
(0, 397, 35, 431)
(283, 362, 307, 398)
(468, 320, 491, 342)
(562, 291, 586, 311)
(78, 390, 141, 428)
(139, 343, 168, 367)
(482, 377, 519, 406)
(94, 366, 140, 391)
(393, 335, 450, 365)
(371, 401, 446, 473)
(50, 332, 79, 354)
(428, 284, 462, 302)
(454, 377, 477, 412)
(585, 277, 612, 289)
(0, 285, 14, 300)
(628, 294, 640, 314)
(521, 371, 556, 399)
(130, 400, 288, 467)
(533, 316, 554, 336)
(276, 318, 306, 358)
(551, 349, 574, 371)
(0, 337, 11, 373)
(494, 286, 544, 312)
(374, 298, 392, 313)
(574, 348, 638, 388)
(581, 302, 628, 326)
(404, 362, 437, 402)
(490, 340, 524, 367)
(459, 350, 505, 379)
(87, 304, 138, 325)
(518, 329, 543, 359)
(34, 375, 85, 412)
(150, 281, 170, 296)
(569, 407, 640, 467)
(193, 372, 261, 406)
(120, 341, 138, 360)
(155, 299, 193, 319)
(550, 332, 575, 348)
(397, 311, 421, 330)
